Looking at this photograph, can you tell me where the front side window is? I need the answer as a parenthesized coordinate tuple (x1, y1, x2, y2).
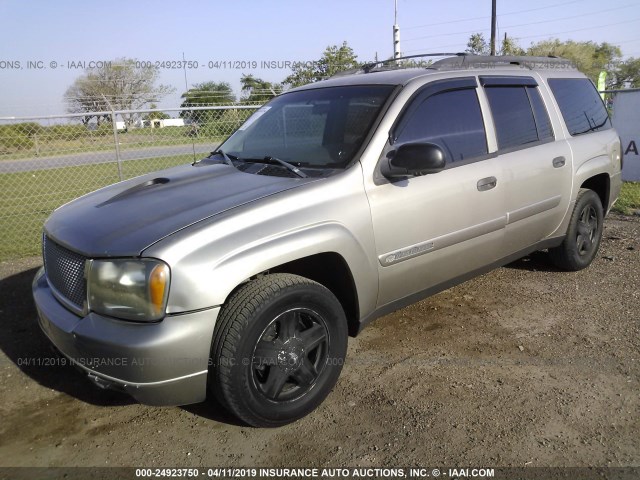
(221, 85, 395, 168)
(548, 78, 611, 136)
(393, 88, 488, 162)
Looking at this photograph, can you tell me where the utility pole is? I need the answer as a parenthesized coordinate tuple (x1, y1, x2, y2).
(490, 0, 497, 55)
(393, 0, 401, 59)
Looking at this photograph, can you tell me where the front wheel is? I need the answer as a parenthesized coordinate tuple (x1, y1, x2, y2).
(209, 274, 348, 427)
(549, 188, 604, 271)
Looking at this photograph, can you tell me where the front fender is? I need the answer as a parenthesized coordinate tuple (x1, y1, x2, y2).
(143, 166, 378, 320)
(215, 221, 375, 309)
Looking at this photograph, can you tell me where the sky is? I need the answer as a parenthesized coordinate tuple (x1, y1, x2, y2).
(0, 0, 639, 117)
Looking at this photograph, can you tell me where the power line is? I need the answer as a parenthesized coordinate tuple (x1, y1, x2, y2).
(404, 0, 584, 30)
(516, 17, 640, 40)
(404, 4, 638, 43)
(403, 35, 640, 56)
(615, 38, 640, 45)
(403, 17, 640, 54)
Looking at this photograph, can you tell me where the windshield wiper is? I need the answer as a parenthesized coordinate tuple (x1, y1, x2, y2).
(210, 149, 238, 167)
(243, 156, 307, 178)
(266, 156, 307, 178)
(193, 149, 237, 167)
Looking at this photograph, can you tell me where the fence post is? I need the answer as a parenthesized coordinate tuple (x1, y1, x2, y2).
(102, 94, 124, 182)
(110, 111, 124, 181)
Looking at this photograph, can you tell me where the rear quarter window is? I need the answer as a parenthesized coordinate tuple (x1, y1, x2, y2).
(548, 78, 611, 136)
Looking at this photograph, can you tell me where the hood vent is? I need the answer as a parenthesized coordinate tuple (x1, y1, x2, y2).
(96, 177, 170, 208)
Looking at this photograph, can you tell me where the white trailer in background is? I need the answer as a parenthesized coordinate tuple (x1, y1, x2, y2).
(610, 89, 640, 181)
(150, 118, 185, 129)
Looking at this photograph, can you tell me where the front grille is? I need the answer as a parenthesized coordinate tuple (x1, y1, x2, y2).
(43, 236, 87, 310)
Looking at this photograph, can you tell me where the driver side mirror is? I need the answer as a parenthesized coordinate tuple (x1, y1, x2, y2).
(380, 142, 446, 178)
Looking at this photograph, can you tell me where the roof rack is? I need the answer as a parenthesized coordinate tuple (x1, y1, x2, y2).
(331, 52, 468, 78)
(431, 55, 576, 70)
(330, 53, 577, 79)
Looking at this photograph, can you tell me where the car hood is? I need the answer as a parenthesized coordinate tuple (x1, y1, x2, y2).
(45, 163, 320, 257)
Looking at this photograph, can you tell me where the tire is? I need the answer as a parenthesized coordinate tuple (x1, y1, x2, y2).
(549, 188, 604, 271)
(209, 273, 348, 427)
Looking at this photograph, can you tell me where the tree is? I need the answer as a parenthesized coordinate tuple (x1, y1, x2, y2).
(466, 33, 490, 55)
(240, 75, 283, 104)
(606, 57, 640, 89)
(64, 58, 174, 127)
(180, 81, 235, 107)
(466, 32, 524, 56)
(143, 104, 170, 121)
(463, 34, 631, 88)
(180, 81, 236, 123)
(500, 35, 525, 56)
(526, 39, 622, 85)
(64, 77, 111, 126)
(180, 81, 236, 124)
(284, 42, 360, 87)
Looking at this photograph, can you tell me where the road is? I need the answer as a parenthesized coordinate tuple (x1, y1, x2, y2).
(0, 143, 215, 173)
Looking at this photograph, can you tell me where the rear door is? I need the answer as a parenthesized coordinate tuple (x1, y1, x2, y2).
(480, 76, 572, 254)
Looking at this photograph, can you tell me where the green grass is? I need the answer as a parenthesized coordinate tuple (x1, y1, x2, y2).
(612, 182, 640, 215)
(0, 132, 224, 162)
(0, 154, 193, 261)
(0, 115, 252, 161)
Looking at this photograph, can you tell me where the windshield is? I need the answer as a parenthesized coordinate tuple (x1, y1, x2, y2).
(220, 85, 395, 169)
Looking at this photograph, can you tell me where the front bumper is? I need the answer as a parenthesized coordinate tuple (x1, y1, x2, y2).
(32, 267, 220, 406)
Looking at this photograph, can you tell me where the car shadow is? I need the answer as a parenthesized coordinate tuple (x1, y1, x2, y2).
(182, 398, 247, 427)
(0, 266, 132, 406)
(503, 251, 564, 272)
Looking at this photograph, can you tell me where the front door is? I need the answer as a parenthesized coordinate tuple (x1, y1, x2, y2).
(365, 78, 507, 307)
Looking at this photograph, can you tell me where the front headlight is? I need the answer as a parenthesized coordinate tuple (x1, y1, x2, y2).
(87, 259, 170, 321)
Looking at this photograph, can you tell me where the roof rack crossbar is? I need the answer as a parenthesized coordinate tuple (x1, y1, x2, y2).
(361, 52, 468, 73)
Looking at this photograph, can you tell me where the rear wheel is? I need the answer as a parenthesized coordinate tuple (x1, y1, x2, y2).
(209, 274, 347, 427)
(549, 188, 604, 271)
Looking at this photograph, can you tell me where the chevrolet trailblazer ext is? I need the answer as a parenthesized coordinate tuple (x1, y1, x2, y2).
(33, 54, 622, 427)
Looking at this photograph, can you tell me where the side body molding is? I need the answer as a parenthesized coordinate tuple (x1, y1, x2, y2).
(379, 216, 507, 266)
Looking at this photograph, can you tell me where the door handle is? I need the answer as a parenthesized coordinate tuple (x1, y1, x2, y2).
(552, 156, 566, 168)
(477, 176, 497, 191)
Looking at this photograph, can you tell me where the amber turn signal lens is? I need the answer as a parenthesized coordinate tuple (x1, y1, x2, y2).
(149, 263, 169, 316)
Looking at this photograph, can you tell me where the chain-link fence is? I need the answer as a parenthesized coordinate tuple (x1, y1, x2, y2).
(0, 105, 260, 261)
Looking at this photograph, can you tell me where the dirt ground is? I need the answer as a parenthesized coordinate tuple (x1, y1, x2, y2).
(0, 214, 638, 469)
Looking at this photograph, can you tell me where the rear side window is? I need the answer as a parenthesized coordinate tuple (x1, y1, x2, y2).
(548, 78, 611, 136)
(485, 87, 539, 149)
(394, 88, 487, 162)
